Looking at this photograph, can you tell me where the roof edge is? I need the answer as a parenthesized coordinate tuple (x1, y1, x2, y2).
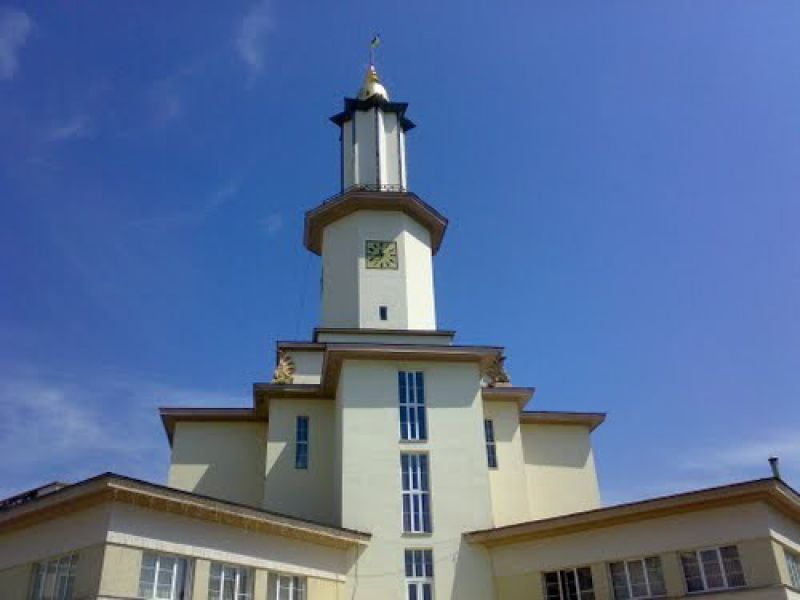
(465, 477, 799, 547)
(519, 410, 606, 431)
(0, 472, 370, 548)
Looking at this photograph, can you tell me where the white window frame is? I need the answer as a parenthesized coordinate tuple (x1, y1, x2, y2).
(785, 548, 800, 589)
(138, 552, 192, 600)
(295, 415, 309, 470)
(405, 549, 434, 600)
(209, 562, 252, 600)
(543, 566, 595, 600)
(608, 557, 666, 599)
(399, 371, 427, 441)
(401, 453, 432, 534)
(274, 574, 306, 600)
(30, 553, 78, 600)
(680, 545, 746, 593)
(484, 419, 498, 468)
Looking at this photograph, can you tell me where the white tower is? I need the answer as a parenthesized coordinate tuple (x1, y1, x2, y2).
(304, 66, 448, 331)
(333, 65, 412, 192)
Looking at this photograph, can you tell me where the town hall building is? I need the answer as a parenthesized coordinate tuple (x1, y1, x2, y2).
(1, 65, 800, 600)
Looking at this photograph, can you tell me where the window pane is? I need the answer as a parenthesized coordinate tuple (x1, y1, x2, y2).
(700, 549, 724, 589)
(422, 582, 432, 600)
(424, 550, 433, 577)
(719, 546, 745, 588)
(627, 560, 648, 598)
(577, 567, 594, 600)
(681, 552, 705, 592)
(645, 557, 666, 597)
(609, 562, 630, 600)
(562, 569, 579, 600)
(545, 572, 562, 600)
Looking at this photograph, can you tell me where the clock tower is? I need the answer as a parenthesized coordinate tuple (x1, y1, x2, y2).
(304, 65, 447, 331)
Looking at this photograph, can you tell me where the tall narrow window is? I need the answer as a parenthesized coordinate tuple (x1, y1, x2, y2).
(399, 371, 427, 441)
(209, 563, 252, 600)
(295, 416, 309, 469)
(484, 419, 498, 468)
(405, 549, 434, 600)
(680, 546, 746, 592)
(544, 567, 595, 600)
(30, 553, 78, 600)
(401, 453, 432, 533)
(609, 557, 666, 599)
(138, 552, 192, 600)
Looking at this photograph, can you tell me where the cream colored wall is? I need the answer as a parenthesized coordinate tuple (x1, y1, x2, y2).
(521, 423, 600, 519)
(0, 562, 33, 600)
(75, 543, 105, 599)
(401, 215, 436, 330)
(322, 215, 361, 328)
(290, 350, 323, 384)
(98, 542, 143, 598)
(337, 359, 495, 599)
(168, 421, 267, 507)
(0, 504, 111, 569)
(490, 502, 773, 578)
(0, 542, 105, 600)
(769, 505, 800, 554)
(321, 210, 436, 330)
(263, 397, 337, 525)
(483, 400, 530, 526)
(106, 502, 348, 582)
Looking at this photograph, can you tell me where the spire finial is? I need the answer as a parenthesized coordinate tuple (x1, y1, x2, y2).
(358, 35, 389, 101)
(369, 34, 381, 67)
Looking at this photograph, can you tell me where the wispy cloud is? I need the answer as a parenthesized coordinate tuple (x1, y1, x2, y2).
(147, 79, 183, 128)
(260, 212, 283, 235)
(681, 431, 800, 477)
(45, 114, 92, 142)
(235, 0, 273, 86)
(130, 178, 242, 229)
(602, 430, 800, 506)
(0, 365, 246, 499)
(0, 7, 31, 81)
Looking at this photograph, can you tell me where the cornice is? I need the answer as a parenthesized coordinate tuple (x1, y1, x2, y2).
(0, 473, 370, 549)
(304, 190, 448, 256)
(519, 410, 605, 431)
(464, 478, 800, 547)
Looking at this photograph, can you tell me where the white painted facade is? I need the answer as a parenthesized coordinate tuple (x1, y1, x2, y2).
(320, 210, 437, 330)
(340, 107, 407, 191)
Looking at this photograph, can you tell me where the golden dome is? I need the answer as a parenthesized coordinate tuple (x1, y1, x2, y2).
(357, 65, 389, 101)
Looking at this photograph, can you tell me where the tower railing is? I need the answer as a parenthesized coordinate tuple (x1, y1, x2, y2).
(323, 183, 407, 204)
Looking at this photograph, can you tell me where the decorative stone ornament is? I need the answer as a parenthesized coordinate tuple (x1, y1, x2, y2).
(485, 356, 511, 387)
(271, 350, 295, 384)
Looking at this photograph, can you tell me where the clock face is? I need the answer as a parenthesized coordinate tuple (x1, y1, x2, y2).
(365, 240, 398, 269)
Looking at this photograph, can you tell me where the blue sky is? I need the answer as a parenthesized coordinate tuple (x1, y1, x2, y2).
(1, 1, 798, 504)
